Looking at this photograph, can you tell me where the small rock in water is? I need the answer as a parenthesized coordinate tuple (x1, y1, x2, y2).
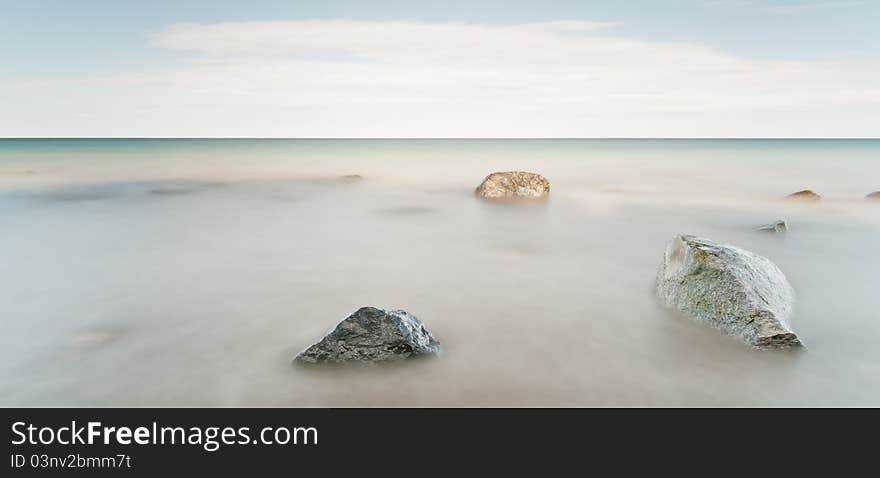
(293, 307, 441, 364)
(786, 190, 821, 201)
(475, 171, 550, 200)
(866, 191, 880, 200)
(756, 220, 788, 233)
(656, 235, 802, 349)
(338, 174, 364, 183)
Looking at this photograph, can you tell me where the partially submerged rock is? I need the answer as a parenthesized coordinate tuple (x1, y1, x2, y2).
(866, 191, 880, 200)
(786, 190, 821, 201)
(756, 220, 788, 233)
(338, 174, 364, 183)
(475, 171, 550, 200)
(294, 307, 441, 364)
(656, 235, 802, 349)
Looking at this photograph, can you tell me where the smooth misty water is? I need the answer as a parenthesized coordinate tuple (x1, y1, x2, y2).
(1, 139, 878, 406)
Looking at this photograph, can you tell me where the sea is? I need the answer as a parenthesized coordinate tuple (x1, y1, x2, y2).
(1, 138, 878, 406)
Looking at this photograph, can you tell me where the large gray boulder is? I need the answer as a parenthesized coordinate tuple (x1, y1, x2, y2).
(294, 307, 441, 364)
(656, 235, 802, 349)
(475, 171, 550, 199)
(866, 191, 880, 200)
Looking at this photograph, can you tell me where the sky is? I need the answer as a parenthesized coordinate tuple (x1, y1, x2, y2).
(1, 0, 878, 137)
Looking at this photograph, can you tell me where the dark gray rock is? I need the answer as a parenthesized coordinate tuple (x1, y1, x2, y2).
(656, 235, 802, 349)
(294, 307, 441, 364)
(756, 220, 788, 233)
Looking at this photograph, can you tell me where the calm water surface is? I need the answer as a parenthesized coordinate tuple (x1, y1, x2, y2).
(1, 139, 878, 406)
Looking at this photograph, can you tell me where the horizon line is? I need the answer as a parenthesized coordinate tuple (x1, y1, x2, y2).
(2, 137, 879, 140)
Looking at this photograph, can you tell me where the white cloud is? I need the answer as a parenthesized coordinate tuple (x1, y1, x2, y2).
(4, 20, 879, 137)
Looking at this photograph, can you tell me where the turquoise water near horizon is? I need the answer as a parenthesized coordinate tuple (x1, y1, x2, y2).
(3, 138, 879, 203)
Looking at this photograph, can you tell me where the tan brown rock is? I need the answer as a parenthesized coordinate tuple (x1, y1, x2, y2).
(475, 171, 550, 200)
(786, 190, 821, 201)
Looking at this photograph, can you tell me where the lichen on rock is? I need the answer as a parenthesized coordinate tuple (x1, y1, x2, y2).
(656, 235, 802, 349)
(475, 171, 550, 200)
